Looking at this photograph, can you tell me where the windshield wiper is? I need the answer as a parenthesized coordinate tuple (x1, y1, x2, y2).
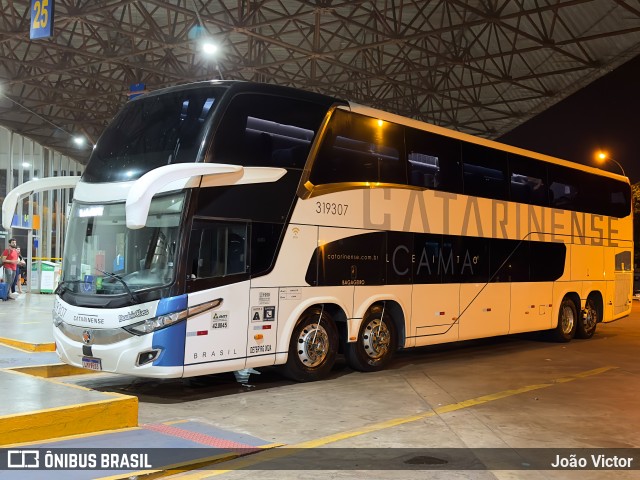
(94, 268, 139, 304)
(55, 279, 85, 295)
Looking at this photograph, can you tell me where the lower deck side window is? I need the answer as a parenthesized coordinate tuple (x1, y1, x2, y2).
(187, 220, 249, 280)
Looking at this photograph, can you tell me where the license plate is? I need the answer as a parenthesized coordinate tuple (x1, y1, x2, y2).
(82, 356, 102, 371)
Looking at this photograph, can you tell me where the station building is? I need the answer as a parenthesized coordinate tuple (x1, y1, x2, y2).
(0, 127, 84, 288)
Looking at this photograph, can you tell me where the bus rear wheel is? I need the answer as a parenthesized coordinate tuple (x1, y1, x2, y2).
(346, 306, 397, 372)
(282, 308, 338, 382)
(576, 296, 598, 339)
(550, 298, 577, 342)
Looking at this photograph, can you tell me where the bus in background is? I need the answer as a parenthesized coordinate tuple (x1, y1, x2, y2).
(3, 81, 632, 382)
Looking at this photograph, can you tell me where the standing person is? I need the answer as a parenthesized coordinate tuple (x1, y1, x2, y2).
(1, 238, 19, 299)
(12, 246, 25, 294)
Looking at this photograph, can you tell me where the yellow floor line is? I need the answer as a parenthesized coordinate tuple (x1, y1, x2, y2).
(9, 363, 96, 378)
(173, 365, 618, 478)
(0, 336, 55, 352)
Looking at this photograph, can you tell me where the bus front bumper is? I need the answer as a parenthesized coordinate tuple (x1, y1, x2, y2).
(53, 324, 184, 378)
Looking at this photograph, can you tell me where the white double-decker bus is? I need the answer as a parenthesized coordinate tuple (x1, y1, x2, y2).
(3, 81, 632, 382)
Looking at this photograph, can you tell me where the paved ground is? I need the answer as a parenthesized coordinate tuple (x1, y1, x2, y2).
(47, 302, 640, 479)
(0, 293, 56, 345)
(3, 294, 639, 478)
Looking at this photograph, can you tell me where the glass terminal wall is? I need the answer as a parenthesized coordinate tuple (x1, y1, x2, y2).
(0, 126, 85, 287)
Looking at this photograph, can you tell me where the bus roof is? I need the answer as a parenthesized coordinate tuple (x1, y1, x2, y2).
(132, 80, 344, 110)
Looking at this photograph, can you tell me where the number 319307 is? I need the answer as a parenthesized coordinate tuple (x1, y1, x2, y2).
(315, 202, 349, 216)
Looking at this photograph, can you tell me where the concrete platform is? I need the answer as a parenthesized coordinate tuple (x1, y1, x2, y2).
(0, 344, 59, 369)
(0, 369, 137, 445)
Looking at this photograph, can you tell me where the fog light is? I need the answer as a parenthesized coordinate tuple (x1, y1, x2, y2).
(136, 349, 160, 366)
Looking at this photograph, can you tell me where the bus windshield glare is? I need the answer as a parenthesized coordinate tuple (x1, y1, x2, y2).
(60, 193, 185, 295)
(83, 86, 223, 183)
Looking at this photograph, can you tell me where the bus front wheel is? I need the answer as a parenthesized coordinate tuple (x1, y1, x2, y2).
(551, 298, 577, 342)
(346, 306, 397, 372)
(282, 308, 338, 382)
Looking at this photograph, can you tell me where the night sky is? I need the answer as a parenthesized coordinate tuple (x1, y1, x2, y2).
(499, 53, 640, 184)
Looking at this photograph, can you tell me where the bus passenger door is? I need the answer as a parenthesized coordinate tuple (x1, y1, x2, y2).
(182, 219, 252, 376)
(246, 288, 279, 367)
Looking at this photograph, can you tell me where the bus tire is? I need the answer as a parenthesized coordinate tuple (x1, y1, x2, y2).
(346, 306, 397, 372)
(282, 308, 338, 382)
(576, 296, 598, 339)
(550, 297, 577, 342)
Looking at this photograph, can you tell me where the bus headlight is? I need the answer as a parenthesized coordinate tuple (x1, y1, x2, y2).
(53, 311, 64, 327)
(124, 312, 184, 335)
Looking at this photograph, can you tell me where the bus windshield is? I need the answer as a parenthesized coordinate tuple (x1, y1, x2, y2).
(60, 193, 185, 295)
(83, 86, 224, 183)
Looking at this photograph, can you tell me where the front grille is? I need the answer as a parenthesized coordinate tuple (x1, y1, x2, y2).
(57, 322, 134, 345)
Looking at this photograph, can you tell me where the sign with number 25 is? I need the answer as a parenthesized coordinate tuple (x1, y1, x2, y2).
(30, 0, 54, 40)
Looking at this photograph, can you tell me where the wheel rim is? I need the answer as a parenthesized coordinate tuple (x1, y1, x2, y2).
(560, 304, 575, 335)
(583, 301, 597, 332)
(296, 323, 330, 368)
(361, 318, 391, 360)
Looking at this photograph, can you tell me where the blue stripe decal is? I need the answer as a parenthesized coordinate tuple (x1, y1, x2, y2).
(156, 294, 188, 316)
(152, 321, 186, 367)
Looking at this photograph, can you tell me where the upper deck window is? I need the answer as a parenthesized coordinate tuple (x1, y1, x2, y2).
(212, 93, 328, 169)
(547, 165, 631, 217)
(461, 143, 509, 201)
(508, 154, 549, 206)
(83, 86, 223, 183)
(310, 109, 407, 185)
(406, 126, 462, 193)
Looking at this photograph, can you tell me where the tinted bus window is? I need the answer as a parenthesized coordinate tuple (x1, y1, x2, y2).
(310, 110, 406, 185)
(548, 165, 580, 212)
(187, 220, 248, 280)
(305, 231, 386, 286)
(461, 143, 508, 200)
(603, 178, 631, 217)
(508, 154, 549, 206)
(491, 239, 530, 283)
(413, 234, 442, 284)
(386, 232, 413, 284)
(250, 222, 282, 276)
(406, 128, 462, 193)
(530, 242, 566, 281)
(85, 87, 222, 182)
(443, 235, 490, 283)
(576, 170, 630, 218)
(548, 164, 630, 217)
(213, 93, 327, 169)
